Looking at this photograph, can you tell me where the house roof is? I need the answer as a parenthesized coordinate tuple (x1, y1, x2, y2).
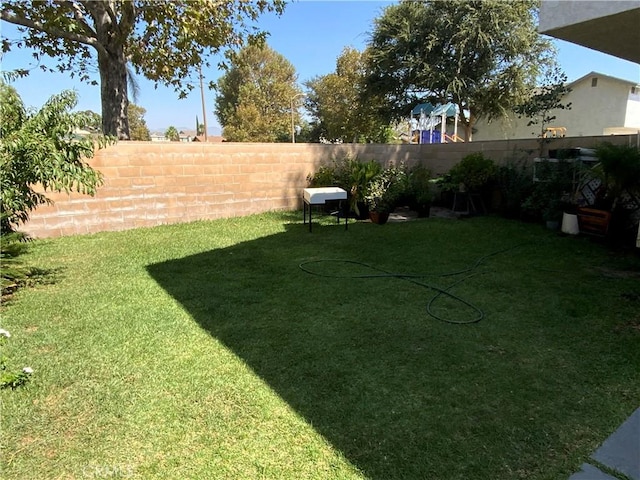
(193, 135, 225, 143)
(567, 71, 640, 88)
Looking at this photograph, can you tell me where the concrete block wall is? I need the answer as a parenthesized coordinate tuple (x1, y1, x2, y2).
(22, 134, 638, 238)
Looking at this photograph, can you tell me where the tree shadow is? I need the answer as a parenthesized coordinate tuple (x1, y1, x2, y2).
(145, 218, 610, 479)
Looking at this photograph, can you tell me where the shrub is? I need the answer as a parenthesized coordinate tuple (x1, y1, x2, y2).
(364, 163, 407, 213)
(448, 152, 496, 192)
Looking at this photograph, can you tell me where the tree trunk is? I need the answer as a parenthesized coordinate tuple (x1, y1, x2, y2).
(98, 47, 130, 140)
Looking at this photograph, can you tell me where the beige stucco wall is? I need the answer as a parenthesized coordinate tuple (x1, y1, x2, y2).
(22, 135, 638, 238)
(474, 74, 637, 140)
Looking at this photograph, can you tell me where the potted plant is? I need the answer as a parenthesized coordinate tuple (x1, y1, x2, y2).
(448, 152, 496, 194)
(307, 156, 382, 220)
(590, 143, 640, 243)
(407, 163, 433, 217)
(447, 152, 496, 214)
(364, 165, 406, 224)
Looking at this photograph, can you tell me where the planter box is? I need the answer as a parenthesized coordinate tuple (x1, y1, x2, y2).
(577, 207, 611, 236)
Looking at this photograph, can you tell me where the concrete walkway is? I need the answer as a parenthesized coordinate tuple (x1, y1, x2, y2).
(569, 407, 640, 480)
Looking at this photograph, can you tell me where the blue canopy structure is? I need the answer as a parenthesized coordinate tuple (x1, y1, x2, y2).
(409, 102, 463, 144)
(411, 102, 459, 118)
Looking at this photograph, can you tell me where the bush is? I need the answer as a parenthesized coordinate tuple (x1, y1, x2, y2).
(0, 82, 111, 233)
(494, 155, 534, 218)
(406, 163, 433, 207)
(364, 163, 407, 213)
(448, 152, 496, 192)
(307, 156, 382, 217)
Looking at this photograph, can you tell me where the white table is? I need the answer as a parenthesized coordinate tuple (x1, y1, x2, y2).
(303, 187, 348, 232)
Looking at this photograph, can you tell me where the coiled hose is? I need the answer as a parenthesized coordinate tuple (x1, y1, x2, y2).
(299, 244, 527, 324)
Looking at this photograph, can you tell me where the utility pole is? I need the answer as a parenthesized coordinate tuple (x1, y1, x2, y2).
(199, 65, 208, 142)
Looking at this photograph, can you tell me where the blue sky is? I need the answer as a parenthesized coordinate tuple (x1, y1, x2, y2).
(2, 0, 639, 134)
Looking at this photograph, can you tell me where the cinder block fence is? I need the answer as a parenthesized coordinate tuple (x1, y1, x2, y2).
(22, 135, 637, 238)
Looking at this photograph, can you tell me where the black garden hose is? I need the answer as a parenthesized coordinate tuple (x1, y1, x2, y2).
(298, 244, 528, 324)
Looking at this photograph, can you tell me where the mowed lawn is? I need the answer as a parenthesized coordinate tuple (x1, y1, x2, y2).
(1, 211, 639, 480)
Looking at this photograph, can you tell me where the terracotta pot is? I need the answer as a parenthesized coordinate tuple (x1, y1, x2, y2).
(369, 211, 390, 225)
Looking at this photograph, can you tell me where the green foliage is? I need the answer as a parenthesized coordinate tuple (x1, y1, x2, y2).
(364, 163, 407, 213)
(494, 154, 534, 218)
(305, 47, 391, 143)
(307, 156, 383, 217)
(594, 143, 640, 204)
(164, 126, 180, 142)
(128, 104, 151, 141)
(448, 153, 496, 192)
(0, 329, 33, 389)
(1, 1, 286, 138)
(77, 110, 102, 133)
(214, 43, 300, 142)
(0, 82, 110, 232)
(406, 163, 434, 206)
(521, 159, 573, 222)
(514, 66, 572, 156)
(365, 0, 554, 139)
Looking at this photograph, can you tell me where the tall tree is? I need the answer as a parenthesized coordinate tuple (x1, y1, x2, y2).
(305, 47, 391, 143)
(78, 110, 102, 133)
(365, 0, 555, 141)
(513, 66, 572, 156)
(1, 1, 286, 140)
(214, 44, 300, 142)
(0, 82, 110, 232)
(128, 103, 151, 141)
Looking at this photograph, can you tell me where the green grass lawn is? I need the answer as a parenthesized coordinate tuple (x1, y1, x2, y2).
(2, 211, 639, 479)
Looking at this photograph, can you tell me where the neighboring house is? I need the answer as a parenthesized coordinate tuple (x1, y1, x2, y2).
(150, 132, 169, 142)
(473, 72, 640, 141)
(149, 130, 193, 142)
(192, 135, 225, 143)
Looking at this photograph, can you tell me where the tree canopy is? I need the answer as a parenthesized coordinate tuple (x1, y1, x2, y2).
(164, 126, 180, 142)
(305, 47, 391, 143)
(214, 43, 300, 142)
(1, 0, 286, 140)
(0, 82, 110, 233)
(365, 0, 555, 140)
(128, 103, 151, 141)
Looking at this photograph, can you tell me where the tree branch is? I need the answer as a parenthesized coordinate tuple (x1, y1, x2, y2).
(118, 1, 136, 39)
(59, 0, 97, 38)
(0, 10, 107, 57)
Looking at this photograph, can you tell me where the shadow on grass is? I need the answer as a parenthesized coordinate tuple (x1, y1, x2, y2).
(146, 217, 639, 479)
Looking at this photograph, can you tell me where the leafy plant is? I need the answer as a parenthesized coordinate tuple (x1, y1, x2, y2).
(448, 152, 496, 192)
(307, 156, 382, 217)
(494, 154, 534, 218)
(406, 163, 434, 209)
(514, 66, 572, 157)
(521, 159, 573, 222)
(0, 82, 111, 233)
(593, 143, 640, 208)
(364, 164, 407, 213)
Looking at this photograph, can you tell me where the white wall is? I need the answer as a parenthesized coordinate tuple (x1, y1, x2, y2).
(473, 74, 635, 141)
